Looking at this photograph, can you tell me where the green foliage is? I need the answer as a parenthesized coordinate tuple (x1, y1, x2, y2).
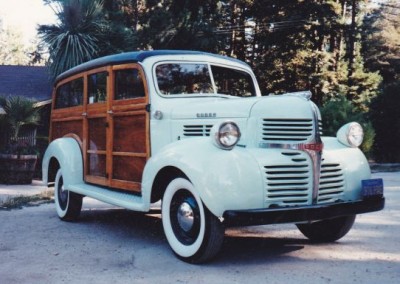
(362, 0, 400, 84)
(38, 0, 106, 80)
(138, 0, 221, 51)
(0, 25, 40, 65)
(0, 96, 41, 154)
(320, 96, 375, 156)
(39, 0, 141, 80)
(370, 82, 400, 162)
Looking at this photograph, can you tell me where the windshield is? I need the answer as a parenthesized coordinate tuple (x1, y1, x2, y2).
(155, 63, 256, 97)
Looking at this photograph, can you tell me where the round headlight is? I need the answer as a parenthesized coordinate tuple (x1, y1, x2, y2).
(212, 121, 241, 150)
(347, 122, 364, 147)
(337, 122, 364, 148)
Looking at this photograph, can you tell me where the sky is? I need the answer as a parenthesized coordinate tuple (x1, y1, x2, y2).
(0, 0, 57, 44)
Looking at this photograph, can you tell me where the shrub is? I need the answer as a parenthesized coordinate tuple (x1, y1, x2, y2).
(320, 96, 375, 156)
(370, 82, 400, 162)
(0, 96, 41, 154)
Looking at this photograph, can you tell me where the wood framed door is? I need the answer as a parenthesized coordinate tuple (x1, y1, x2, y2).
(108, 64, 150, 193)
(84, 67, 109, 186)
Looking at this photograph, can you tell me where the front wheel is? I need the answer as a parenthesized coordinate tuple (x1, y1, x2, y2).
(54, 169, 82, 221)
(162, 178, 224, 263)
(296, 215, 356, 242)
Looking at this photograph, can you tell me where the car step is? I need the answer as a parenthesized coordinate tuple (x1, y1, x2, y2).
(68, 183, 148, 212)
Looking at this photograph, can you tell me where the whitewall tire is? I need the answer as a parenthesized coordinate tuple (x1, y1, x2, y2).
(162, 178, 224, 263)
(54, 169, 82, 221)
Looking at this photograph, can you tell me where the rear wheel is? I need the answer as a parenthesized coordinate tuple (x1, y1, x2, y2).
(162, 178, 224, 263)
(54, 169, 82, 221)
(296, 215, 356, 242)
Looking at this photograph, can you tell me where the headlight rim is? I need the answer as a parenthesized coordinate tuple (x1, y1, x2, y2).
(337, 122, 364, 148)
(346, 122, 364, 147)
(212, 121, 241, 150)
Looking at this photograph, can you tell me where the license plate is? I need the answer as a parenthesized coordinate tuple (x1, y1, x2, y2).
(361, 179, 384, 198)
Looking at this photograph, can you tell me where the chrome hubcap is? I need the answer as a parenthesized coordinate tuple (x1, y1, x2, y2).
(177, 202, 194, 232)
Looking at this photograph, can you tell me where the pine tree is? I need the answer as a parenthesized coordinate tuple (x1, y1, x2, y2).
(362, 0, 400, 84)
(138, 0, 222, 51)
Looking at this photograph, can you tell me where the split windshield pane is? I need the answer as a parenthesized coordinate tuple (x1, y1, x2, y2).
(156, 63, 213, 95)
(155, 63, 256, 97)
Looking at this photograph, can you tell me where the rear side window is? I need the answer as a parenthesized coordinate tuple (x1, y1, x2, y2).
(88, 72, 108, 104)
(55, 77, 84, 109)
(114, 68, 145, 100)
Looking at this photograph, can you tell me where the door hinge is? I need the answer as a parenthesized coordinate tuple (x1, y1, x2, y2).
(145, 104, 151, 113)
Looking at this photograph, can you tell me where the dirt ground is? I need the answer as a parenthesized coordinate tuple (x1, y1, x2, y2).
(0, 172, 399, 284)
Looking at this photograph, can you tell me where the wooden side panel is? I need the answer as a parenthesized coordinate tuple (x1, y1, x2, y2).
(88, 117, 107, 151)
(83, 67, 109, 186)
(112, 156, 146, 183)
(108, 64, 150, 193)
(113, 113, 146, 153)
(49, 63, 150, 194)
(51, 119, 83, 141)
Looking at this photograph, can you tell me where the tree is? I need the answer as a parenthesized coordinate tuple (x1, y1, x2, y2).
(38, 0, 108, 80)
(370, 82, 400, 162)
(0, 96, 41, 152)
(320, 96, 375, 156)
(362, 0, 400, 84)
(138, 0, 222, 51)
(0, 24, 40, 65)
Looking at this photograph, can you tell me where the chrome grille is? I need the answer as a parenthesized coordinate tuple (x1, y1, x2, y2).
(183, 125, 212, 137)
(318, 162, 345, 203)
(261, 118, 313, 142)
(264, 152, 311, 206)
(318, 119, 323, 136)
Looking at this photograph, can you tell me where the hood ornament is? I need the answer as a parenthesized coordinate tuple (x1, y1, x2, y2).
(284, 91, 312, 101)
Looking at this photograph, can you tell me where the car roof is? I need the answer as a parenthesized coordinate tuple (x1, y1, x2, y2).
(55, 50, 248, 84)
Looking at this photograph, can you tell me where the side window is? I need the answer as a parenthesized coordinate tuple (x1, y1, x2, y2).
(114, 68, 145, 100)
(55, 77, 83, 109)
(88, 72, 107, 104)
(156, 63, 213, 95)
(211, 65, 256, 97)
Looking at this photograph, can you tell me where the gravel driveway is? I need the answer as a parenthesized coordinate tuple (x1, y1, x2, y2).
(0, 172, 399, 284)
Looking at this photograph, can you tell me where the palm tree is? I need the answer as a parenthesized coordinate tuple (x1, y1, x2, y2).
(0, 96, 40, 146)
(38, 0, 107, 81)
(0, 96, 42, 184)
(0, 96, 41, 151)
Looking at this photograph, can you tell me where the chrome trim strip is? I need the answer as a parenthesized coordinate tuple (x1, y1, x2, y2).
(309, 103, 323, 204)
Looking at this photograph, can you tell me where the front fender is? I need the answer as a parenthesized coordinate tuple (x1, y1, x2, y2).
(142, 138, 264, 217)
(42, 138, 83, 187)
(322, 137, 371, 200)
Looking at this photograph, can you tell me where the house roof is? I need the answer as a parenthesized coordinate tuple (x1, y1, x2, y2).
(0, 65, 53, 102)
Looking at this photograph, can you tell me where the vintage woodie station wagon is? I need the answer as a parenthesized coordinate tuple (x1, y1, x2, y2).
(42, 50, 385, 263)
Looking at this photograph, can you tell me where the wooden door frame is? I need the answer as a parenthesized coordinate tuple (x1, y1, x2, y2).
(83, 66, 110, 186)
(108, 63, 150, 192)
(82, 63, 150, 193)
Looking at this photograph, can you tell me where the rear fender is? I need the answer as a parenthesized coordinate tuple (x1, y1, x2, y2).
(42, 138, 83, 187)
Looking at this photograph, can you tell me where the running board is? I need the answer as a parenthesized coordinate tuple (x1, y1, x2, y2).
(67, 183, 148, 212)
